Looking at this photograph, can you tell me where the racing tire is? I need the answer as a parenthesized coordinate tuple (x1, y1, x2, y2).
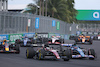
(89, 39, 93, 45)
(26, 47, 36, 58)
(37, 49, 45, 60)
(63, 39, 65, 43)
(69, 36, 75, 40)
(15, 39, 21, 44)
(74, 37, 78, 44)
(88, 49, 95, 60)
(74, 39, 78, 44)
(63, 49, 71, 61)
(0, 44, 2, 50)
(9, 44, 13, 48)
(61, 39, 64, 44)
(15, 44, 20, 54)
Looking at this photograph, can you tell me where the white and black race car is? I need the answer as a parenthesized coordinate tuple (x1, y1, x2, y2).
(48, 36, 64, 44)
(26, 42, 71, 61)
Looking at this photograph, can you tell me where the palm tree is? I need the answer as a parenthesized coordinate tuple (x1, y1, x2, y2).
(48, 0, 57, 17)
(24, 0, 40, 14)
(39, 0, 42, 15)
(47, 0, 68, 19)
(66, 0, 77, 23)
(45, 0, 48, 16)
(42, 0, 44, 16)
(24, 3, 36, 14)
(25, 0, 77, 23)
(47, 0, 77, 23)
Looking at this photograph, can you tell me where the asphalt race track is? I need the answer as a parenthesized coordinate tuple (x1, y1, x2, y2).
(0, 40, 100, 67)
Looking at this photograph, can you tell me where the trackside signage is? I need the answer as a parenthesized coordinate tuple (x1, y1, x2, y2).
(0, 34, 8, 40)
(56, 21, 60, 30)
(52, 20, 56, 26)
(24, 33, 35, 37)
(9, 34, 23, 43)
(28, 19, 31, 27)
(35, 18, 39, 29)
(76, 10, 100, 20)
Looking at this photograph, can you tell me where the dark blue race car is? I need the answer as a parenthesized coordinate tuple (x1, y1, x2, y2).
(0, 40, 20, 54)
(61, 44, 96, 60)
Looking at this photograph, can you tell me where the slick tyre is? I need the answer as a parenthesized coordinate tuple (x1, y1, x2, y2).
(15, 39, 20, 44)
(88, 49, 95, 60)
(89, 39, 93, 45)
(15, 44, 20, 54)
(38, 49, 45, 60)
(63, 49, 71, 61)
(75, 37, 78, 44)
(26, 47, 35, 58)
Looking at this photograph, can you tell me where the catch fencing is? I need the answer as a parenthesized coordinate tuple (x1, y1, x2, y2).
(78, 23, 100, 32)
(0, 11, 77, 35)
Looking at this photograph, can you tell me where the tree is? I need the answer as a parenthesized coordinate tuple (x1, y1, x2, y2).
(24, 0, 39, 14)
(25, 0, 77, 23)
(25, 0, 44, 16)
(42, 0, 44, 16)
(47, 0, 77, 23)
(66, 0, 77, 23)
(45, 0, 48, 16)
(39, 0, 42, 15)
(24, 3, 36, 14)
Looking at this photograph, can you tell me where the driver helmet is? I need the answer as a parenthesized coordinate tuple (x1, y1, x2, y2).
(81, 34, 85, 36)
(3, 39, 7, 42)
(25, 35, 27, 38)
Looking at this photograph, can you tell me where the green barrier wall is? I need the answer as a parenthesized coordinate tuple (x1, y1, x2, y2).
(0, 33, 70, 43)
(9, 33, 23, 43)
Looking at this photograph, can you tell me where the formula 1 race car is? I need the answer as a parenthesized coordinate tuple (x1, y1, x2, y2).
(69, 34, 77, 40)
(93, 33, 100, 40)
(15, 36, 33, 47)
(48, 36, 64, 44)
(15, 35, 48, 47)
(26, 42, 71, 61)
(32, 36, 48, 44)
(62, 44, 96, 60)
(75, 34, 93, 44)
(0, 40, 20, 54)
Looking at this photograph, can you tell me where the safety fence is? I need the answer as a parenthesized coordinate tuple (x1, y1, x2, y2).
(0, 11, 78, 35)
(78, 23, 100, 32)
(1, 11, 99, 39)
